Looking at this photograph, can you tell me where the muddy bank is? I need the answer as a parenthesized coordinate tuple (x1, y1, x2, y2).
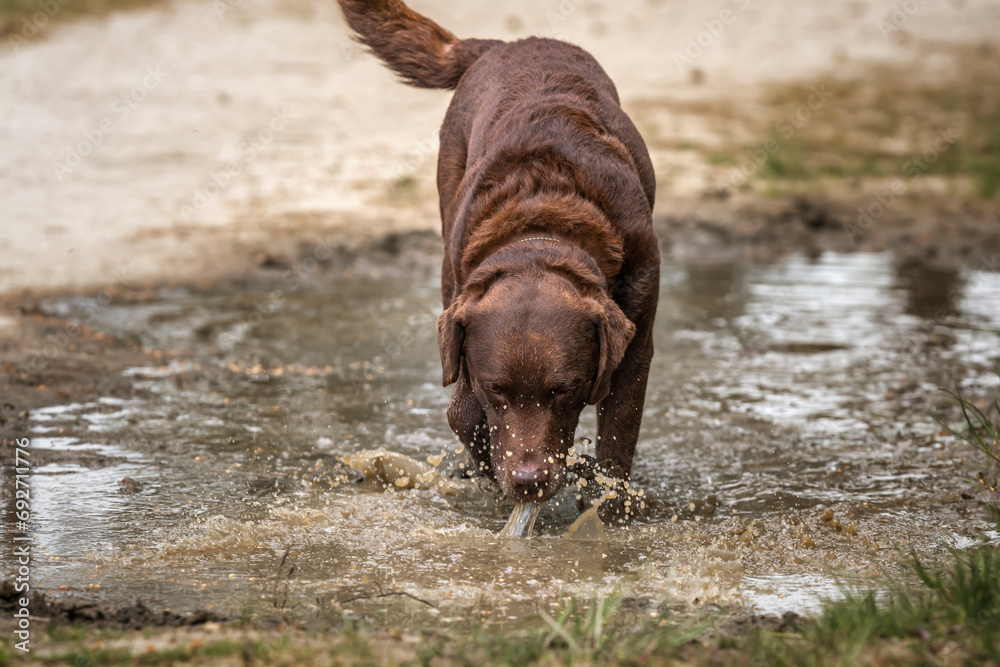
(0, 572, 802, 634)
(6, 189, 996, 305)
(657, 195, 1000, 267)
(0, 310, 148, 420)
(0, 580, 224, 630)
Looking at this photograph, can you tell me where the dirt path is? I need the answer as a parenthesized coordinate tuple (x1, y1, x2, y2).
(2, 0, 998, 296)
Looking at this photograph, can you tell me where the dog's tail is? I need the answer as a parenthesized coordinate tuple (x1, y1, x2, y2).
(337, 0, 502, 90)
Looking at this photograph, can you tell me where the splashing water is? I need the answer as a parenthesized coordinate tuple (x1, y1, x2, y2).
(499, 502, 545, 538)
(12, 250, 1000, 623)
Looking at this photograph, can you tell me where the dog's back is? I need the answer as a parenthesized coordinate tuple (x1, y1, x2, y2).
(437, 36, 656, 222)
(338, 0, 656, 281)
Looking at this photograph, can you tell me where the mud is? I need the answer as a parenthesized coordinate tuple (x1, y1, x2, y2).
(657, 196, 1000, 268)
(2, 224, 998, 635)
(0, 580, 224, 630)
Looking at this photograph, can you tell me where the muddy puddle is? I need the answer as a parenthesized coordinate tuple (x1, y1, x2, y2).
(9, 249, 1000, 627)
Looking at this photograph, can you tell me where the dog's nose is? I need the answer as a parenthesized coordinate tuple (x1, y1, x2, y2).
(510, 467, 550, 496)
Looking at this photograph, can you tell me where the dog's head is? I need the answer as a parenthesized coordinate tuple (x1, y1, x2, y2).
(437, 248, 635, 502)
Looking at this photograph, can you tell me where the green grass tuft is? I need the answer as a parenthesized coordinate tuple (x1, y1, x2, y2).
(0, 0, 157, 37)
(710, 48, 1000, 199)
(935, 378, 1000, 468)
(751, 527, 1000, 666)
(463, 580, 714, 666)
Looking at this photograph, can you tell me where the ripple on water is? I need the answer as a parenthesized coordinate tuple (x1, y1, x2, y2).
(14, 251, 1000, 619)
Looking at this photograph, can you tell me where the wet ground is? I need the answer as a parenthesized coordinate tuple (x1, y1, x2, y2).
(4, 239, 999, 629)
(0, 1, 998, 655)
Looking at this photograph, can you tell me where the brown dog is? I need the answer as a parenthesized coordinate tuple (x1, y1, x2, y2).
(338, 0, 659, 511)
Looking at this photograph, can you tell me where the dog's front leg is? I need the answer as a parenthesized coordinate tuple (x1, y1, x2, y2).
(595, 256, 659, 477)
(590, 328, 653, 524)
(595, 329, 653, 476)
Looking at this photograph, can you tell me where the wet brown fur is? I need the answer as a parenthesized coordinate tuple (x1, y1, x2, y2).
(338, 0, 659, 505)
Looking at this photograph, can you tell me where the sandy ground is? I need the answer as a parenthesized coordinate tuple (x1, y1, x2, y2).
(1, 0, 999, 296)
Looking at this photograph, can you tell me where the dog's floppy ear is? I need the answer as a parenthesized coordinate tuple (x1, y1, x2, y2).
(437, 296, 469, 387)
(588, 296, 636, 405)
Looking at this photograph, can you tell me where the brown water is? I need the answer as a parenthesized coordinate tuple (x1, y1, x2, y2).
(11, 250, 1000, 624)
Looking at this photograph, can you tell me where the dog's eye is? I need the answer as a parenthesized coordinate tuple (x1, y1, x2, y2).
(488, 386, 502, 395)
(554, 386, 573, 396)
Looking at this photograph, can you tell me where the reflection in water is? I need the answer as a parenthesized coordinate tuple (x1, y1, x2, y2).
(677, 262, 749, 322)
(893, 256, 964, 320)
(9, 251, 1000, 621)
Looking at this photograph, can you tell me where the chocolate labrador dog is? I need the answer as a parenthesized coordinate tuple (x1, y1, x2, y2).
(338, 0, 659, 512)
